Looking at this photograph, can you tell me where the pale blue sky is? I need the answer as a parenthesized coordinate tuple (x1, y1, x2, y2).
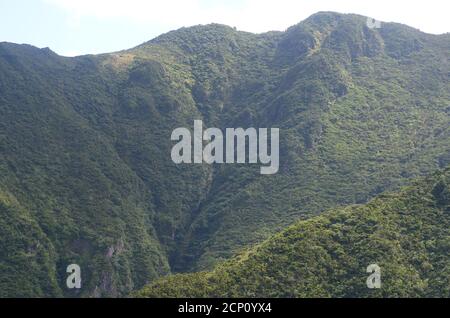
(0, 0, 448, 57)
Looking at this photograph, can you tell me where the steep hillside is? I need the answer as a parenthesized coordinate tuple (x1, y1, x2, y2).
(0, 12, 449, 296)
(137, 167, 450, 297)
(131, 12, 450, 271)
(0, 43, 173, 297)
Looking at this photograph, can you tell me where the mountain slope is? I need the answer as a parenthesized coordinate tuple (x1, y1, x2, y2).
(0, 44, 172, 297)
(0, 12, 449, 296)
(137, 167, 450, 297)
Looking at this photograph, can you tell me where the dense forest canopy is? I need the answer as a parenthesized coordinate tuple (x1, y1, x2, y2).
(0, 12, 449, 297)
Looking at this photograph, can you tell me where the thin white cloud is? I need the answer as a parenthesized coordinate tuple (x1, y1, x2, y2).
(44, 0, 225, 26)
(44, 0, 449, 34)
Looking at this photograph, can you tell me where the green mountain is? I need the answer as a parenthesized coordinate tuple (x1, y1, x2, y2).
(137, 167, 450, 297)
(0, 12, 449, 297)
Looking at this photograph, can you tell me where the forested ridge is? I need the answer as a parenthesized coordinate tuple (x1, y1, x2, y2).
(137, 167, 450, 297)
